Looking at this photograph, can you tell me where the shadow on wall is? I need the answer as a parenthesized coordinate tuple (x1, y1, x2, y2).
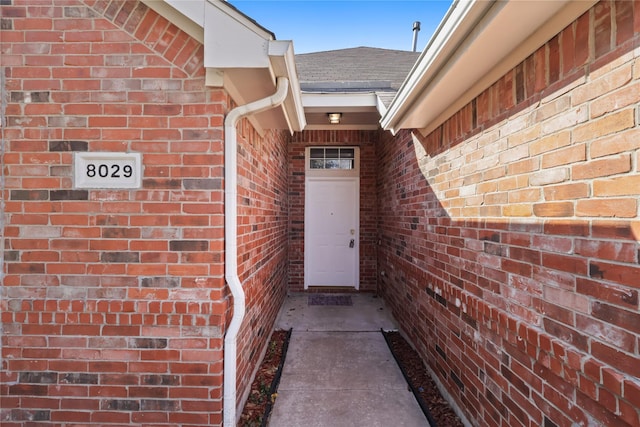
(376, 61, 639, 425)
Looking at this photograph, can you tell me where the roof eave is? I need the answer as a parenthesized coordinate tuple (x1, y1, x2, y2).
(380, 0, 598, 136)
(142, 0, 305, 134)
(301, 92, 380, 130)
(268, 41, 307, 133)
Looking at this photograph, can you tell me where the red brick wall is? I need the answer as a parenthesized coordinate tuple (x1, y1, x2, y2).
(378, 1, 640, 426)
(288, 130, 378, 293)
(0, 0, 289, 425)
(234, 120, 289, 405)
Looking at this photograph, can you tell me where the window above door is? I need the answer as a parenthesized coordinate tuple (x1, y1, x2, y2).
(306, 146, 360, 177)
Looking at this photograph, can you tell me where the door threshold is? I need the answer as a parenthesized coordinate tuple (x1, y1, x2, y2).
(305, 286, 358, 293)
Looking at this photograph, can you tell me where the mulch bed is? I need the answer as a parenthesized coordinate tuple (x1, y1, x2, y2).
(239, 329, 291, 427)
(382, 330, 464, 426)
(239, 327, 463, 426)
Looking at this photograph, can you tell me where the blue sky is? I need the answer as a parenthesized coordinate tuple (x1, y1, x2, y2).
(229, 1, 453, 53)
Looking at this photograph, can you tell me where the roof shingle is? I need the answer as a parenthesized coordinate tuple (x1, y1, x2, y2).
(295, 47, 420, 92)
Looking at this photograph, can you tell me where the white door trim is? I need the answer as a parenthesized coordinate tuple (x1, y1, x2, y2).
(304, 146, 360, 290)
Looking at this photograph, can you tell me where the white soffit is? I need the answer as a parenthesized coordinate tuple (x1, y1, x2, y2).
(381, 0, 598, 136)
(301, 92, 381, 130)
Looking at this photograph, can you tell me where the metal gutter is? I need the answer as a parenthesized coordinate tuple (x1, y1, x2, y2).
(380, 0, 488, 134)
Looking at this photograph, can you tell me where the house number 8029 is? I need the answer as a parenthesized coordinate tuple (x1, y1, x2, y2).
(74, 152, 142, 189)
(86, 163, 133, 178)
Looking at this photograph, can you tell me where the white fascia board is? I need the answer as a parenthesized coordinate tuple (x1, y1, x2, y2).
(143, 0, 272, 65)
(381, 0, 596, 135)
(204, 1, 271, 69)
(376, 98, 390, 118)
(165, 0, 205, 27)
(302, 92, 379, 109)
(269, 40, 307, 132)
(207, 0, 274, 40)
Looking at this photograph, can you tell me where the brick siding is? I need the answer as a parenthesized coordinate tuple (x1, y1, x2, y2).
(234, 120, 289, 405)
(3, 0, 640, 426)
(0, 0, 287, 425)
(377, 1, 640, 426)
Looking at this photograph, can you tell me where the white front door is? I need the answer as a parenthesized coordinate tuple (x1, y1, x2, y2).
(305, 177, 359, 288)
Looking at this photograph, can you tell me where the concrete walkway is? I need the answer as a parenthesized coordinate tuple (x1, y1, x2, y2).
(268, 294, 428, 427)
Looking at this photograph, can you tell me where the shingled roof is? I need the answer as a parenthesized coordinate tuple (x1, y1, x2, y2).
(295, 47, 420, 93)
(293, 46, 420, 129)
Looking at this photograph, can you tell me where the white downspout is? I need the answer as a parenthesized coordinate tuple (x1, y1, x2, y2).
(223, 76, 289, 426)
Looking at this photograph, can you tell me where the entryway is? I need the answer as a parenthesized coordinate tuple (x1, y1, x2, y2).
(269, 294, 427, 426)
(304, 147, 360, 289)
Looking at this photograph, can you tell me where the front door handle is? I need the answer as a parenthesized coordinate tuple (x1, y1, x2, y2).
(349, 239, 355, 248)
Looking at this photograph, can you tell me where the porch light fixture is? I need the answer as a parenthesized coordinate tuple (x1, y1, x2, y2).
(328, 112, 342, 124)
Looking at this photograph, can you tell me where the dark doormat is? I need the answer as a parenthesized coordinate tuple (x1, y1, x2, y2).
(308, 294, 353, 306)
